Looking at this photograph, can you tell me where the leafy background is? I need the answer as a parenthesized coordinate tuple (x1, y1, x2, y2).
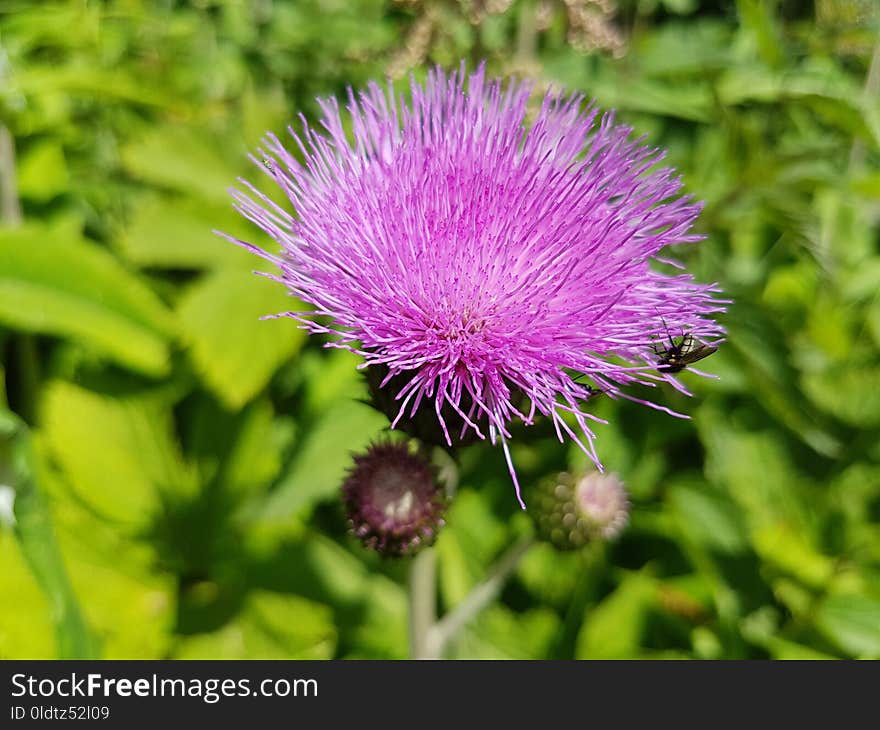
(1, 0, 879, 660)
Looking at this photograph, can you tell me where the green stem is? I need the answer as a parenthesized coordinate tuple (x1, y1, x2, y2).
(408, 546, 437, 659)
(408, 447, 533, 659)
(427, 536, 534, 657)
(0, 124, 22, 225)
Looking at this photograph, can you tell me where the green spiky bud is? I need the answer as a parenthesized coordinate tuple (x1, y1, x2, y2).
(531, 470, 629, 550)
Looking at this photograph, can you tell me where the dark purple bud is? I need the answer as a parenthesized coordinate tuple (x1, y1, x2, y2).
(342, 442, 447, 557)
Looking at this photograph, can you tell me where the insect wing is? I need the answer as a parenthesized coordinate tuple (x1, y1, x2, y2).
(676, 343, 717, 366)
(655, 334, 718, 372)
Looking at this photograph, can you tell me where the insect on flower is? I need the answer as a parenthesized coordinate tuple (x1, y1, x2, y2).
(653, 321, 718, 374)
(219, 63, 727, 507)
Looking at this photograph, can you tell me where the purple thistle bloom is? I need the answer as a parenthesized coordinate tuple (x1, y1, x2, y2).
(220, 63, 726, 508)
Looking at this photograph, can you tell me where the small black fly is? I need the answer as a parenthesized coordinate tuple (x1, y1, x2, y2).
(652, 321, 717, 374)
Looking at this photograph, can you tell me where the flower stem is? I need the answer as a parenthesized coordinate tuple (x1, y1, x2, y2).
(0, 124, 22, 225)
(408, 453, 534, 658)
(408, 546, 437, 659)
(427, 535, 534, 657)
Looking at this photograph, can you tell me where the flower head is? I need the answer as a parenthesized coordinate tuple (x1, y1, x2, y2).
(342, 442, 446, 556)
(532, 470, 629, 549)
(221, 63, 725, 507)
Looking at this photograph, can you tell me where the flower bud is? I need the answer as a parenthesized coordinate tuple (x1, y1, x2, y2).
(342, 442, 447, 557)
(531, 470, 629, 550)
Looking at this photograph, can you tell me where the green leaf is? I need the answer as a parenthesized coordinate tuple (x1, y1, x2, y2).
(249, 530, 370, 607)
(699, 415, 814, 535)
(174, 591, 336, 659)
(669, 481, 750, 554)
(722, 307, 840, 457)
(576, 573, 656, 659)
(12, 66, 185, 111)
(740, 608, 835, 659)
(2, 418, 98, 658)
(453, 606, 560, 660)
(718, 66, 872, 144)
(735, 0, 783, 67)
(517, 542, 584, 608)
(348, 576, 408, 659)
(761, 638, 836, 660)
(0, 226, 174, 376)
(0, 530, 56, 658)
(118, 195, 256, 270)
(221, 400, 286, 495)
(14, 478, 100, 658)
(588, 74, 714, 122)
(816, 595, 880, 659)
(32, 446, 176, 659)
(17, 139, 69, 202)
(177, 268, 307, 409)
(436, 489, 508, 606)
(851, 172, 880, 199)
(186, 396, 286, 499)
(634, 20, 732, 77)
(802, 367, 880, 428)
(762, 261, 818, 311)
(298, 348, 371, 416)
(241, 82, 291, 149)
(41, 381, 197, 528)
(435, 526, 473, 609)
(258, 400, 387, 521)
(816, 189, 876, 269)
(60, 537, 175, 659)
(121, 125, 240, 203)
(752, 523, 835, 589)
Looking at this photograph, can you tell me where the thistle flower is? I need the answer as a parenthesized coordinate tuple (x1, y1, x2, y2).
(221, 63, 725, 507)
(342, 442, 446, 557)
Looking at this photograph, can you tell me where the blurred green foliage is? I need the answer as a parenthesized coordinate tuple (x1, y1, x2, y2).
(1, 0, 879, 659)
